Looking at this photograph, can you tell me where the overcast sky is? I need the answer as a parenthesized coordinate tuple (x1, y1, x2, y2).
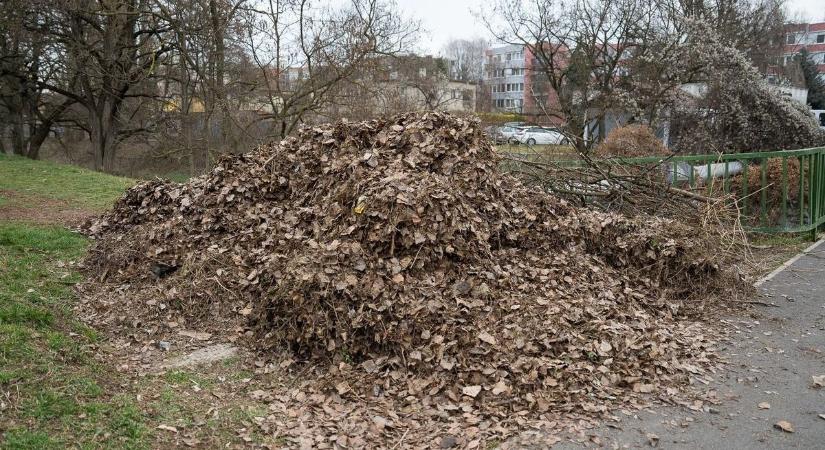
(396, 0, 825, 55)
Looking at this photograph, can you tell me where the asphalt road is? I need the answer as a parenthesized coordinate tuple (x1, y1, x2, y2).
(551, 241, 825, 449)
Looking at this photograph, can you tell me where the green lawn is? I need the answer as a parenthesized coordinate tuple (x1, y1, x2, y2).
(0, 157, 147, 449)
(495, 143, 576, 161)
(0, 224, 148, 449)
(0, 154, 134, 211)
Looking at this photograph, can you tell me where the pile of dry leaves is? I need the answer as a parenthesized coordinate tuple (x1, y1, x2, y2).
(82, 112, 747, 446)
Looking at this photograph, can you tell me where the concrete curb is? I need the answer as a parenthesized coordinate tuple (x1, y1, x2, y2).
(753, 236, 825, 287)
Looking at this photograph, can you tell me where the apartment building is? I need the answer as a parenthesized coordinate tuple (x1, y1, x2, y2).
(783, 22, 825, 81)
(482, 45, 527, 113)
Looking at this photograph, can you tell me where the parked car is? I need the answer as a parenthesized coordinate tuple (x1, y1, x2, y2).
(513, 127, 568, 145)
(493, 126, 527, 144)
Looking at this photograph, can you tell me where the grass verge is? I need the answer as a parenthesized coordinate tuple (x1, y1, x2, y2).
(0, 154, 134, 212)
(0, 223, 148, 449)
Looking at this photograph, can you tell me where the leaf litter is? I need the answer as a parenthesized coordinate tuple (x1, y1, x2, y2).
(80, 112, 748, 447)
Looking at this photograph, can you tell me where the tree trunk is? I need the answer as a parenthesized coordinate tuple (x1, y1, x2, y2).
(25, 124, 51, 160)
(88, 99, 120, 172)
(10, 113, 26, 156)
(23, 98, 74, 160)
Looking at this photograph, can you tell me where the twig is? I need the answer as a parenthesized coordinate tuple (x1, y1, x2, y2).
(391, 428, 410, 449)
(733, 300, 779, 307)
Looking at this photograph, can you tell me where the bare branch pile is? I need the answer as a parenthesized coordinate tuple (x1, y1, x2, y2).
(83, 112, 748, 444)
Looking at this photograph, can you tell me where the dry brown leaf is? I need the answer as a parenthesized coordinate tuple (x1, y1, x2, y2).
(812, 375, 825, 388)
(492, 380, 509, 395)
(774, 420, 794, 433)
(81, 111, 746, 448)
(462, 385, 482, 398)
(157, 424, 179, 433)
(758, 402, 770, 410)
(372, 415, 389, 430)
(478, 331, 497, 346)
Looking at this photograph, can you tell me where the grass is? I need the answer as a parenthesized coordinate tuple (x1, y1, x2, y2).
(0, 223, 148, 449)
(154, 171, 191, 183)
(495, 143, 576, 160)
(0, 153, 134, 211)
(0, 156, 148, 448)
(0, 156, 268, 448)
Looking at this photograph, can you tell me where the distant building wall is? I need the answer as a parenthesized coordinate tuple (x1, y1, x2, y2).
(783, 22, 825, 82)
(482, 45, 527, 114)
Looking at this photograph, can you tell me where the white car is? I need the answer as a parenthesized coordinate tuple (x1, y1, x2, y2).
(494, 126, 528, 144)
(514, 127, 568, 145)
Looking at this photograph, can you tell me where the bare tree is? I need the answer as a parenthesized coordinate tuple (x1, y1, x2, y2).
(39, 0, 174, 172)
(238, 0, 419, 139)
(484, 0, 655, 152)
(381, 55, 459, 112)
(0, 0, 75, 159)
(155, 0, 249, 172)
(441, 37, 487, 82)
(482, 0, 790, 152)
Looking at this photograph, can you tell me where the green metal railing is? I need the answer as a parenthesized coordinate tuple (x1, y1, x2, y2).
(506, 146, 825, 240)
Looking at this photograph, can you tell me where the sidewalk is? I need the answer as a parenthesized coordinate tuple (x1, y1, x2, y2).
(552, 240, 825, 449)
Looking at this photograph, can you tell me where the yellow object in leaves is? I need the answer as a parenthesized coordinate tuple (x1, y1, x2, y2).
(353, 196, 368, 214)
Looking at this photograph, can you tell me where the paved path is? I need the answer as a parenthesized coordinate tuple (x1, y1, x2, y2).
(554, 241, 825, 449)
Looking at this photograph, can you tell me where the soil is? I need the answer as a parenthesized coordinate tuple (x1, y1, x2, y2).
(0, 189, 96, 226)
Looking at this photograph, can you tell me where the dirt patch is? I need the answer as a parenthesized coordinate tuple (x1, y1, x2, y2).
(80, 112, 749, 447)
(0, 190, 96, 226)
(161, 344, 239, 370)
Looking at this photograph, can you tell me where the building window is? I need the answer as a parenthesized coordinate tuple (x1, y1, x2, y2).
(418, 68, 427, 78)
(818, 34, 825, 44)
(786, 34, 795, 44)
